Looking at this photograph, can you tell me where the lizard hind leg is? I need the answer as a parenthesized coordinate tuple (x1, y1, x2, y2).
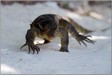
(59, 28, 69, 52)
(59, 19, 95, 47)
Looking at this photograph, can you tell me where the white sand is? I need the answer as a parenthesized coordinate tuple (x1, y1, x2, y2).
(1, 2, 111, 74)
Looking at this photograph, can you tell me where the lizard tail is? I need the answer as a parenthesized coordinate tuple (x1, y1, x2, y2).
(68, 18, 93, 34)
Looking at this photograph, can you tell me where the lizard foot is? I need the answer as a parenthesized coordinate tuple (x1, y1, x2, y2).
(20, 43, 40, 54)
(76, 34, 95, 46)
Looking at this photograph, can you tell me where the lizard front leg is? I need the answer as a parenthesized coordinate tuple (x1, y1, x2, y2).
(20, 29, 40, 54)
(59, 28, 69, 52)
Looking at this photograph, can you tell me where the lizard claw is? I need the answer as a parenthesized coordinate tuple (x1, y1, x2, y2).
(20, 42, 40, 54)
(76, 34, 95, 46)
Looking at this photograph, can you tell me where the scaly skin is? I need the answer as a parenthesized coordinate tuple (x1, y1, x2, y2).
(20, 14, 95, 54)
